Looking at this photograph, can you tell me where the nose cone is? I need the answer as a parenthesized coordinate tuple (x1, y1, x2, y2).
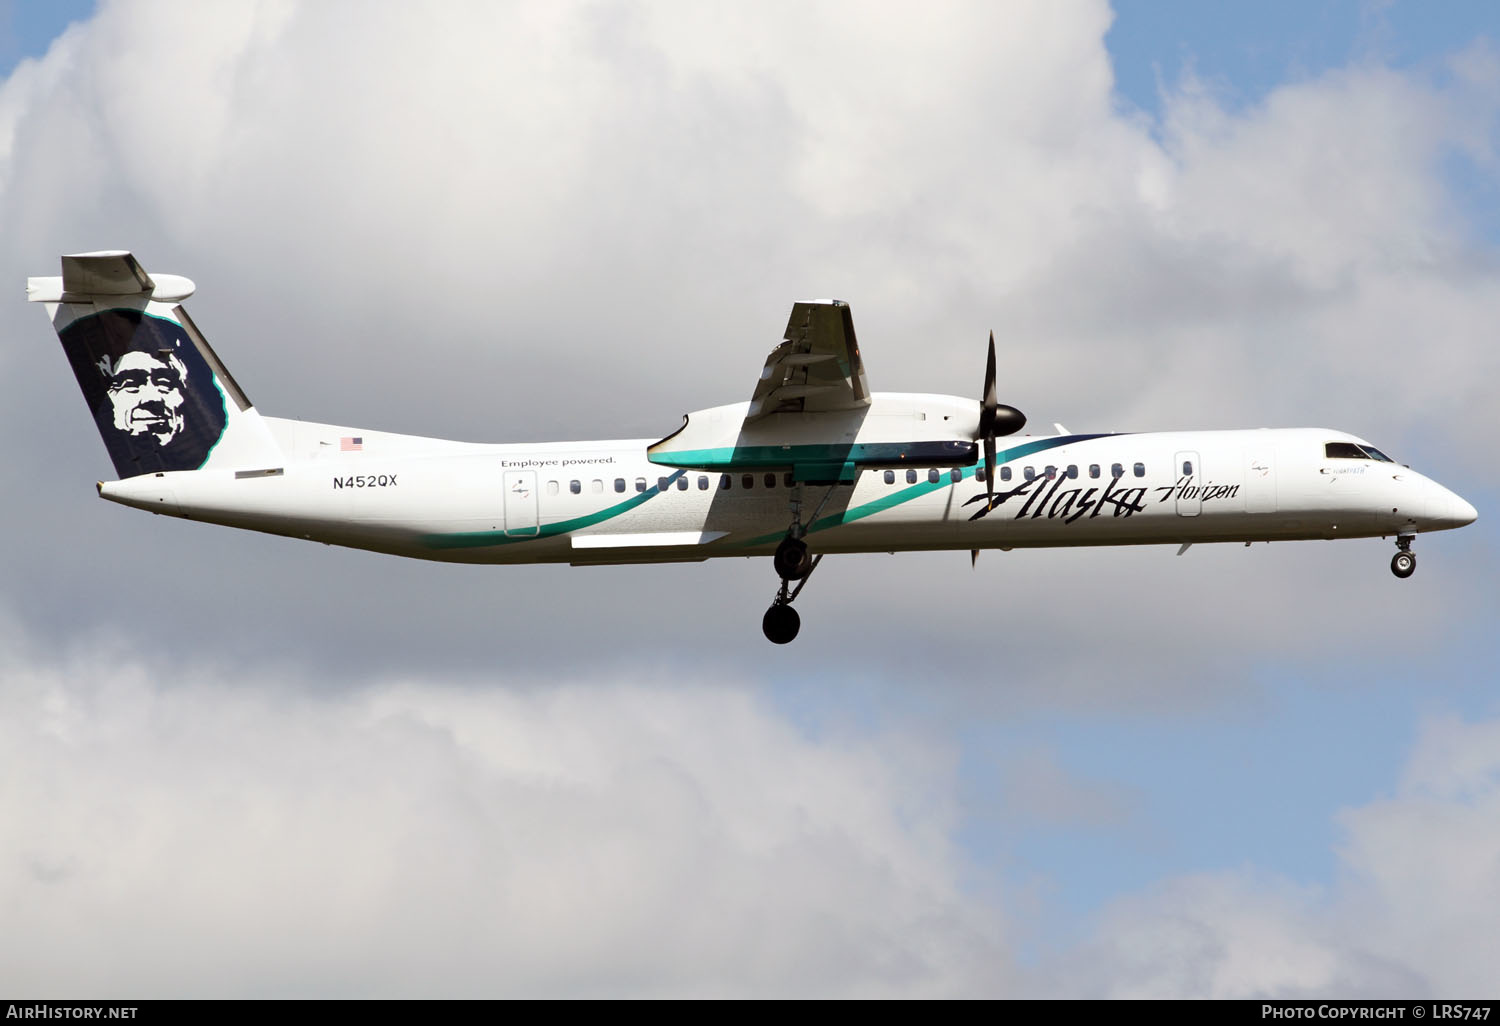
(1451, 493, 1478, 527)
(1427, 484, 1478, 530)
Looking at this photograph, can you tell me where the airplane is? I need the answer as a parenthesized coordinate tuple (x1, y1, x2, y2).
(30, 251, 1478, 644)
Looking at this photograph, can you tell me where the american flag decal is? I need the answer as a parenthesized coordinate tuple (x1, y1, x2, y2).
(340, 436, 363, 451)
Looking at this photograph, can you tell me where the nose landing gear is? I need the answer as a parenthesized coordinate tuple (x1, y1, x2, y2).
(1391, 535, 1416, 579)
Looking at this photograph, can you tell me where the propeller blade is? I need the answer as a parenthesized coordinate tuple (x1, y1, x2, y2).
(982, 331, 998, 503)
(971, 548, 979, 569)
(983, 331, 997, 415)
(977, 329, 1022, 504)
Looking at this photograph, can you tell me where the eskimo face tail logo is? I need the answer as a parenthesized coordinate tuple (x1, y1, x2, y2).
(58, 309, 228, 478)
(99, 350, 189, 443)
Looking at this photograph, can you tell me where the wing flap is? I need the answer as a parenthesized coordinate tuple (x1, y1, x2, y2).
(571, 531, 728, 549)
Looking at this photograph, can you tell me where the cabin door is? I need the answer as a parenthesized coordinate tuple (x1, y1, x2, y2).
(503, 470, 539, 537)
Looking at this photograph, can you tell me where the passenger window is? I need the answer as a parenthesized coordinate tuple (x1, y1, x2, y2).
(569, 480, 581, 495)
(1045, 465, 1057, 480)
(906, 469, 918, 484)
(1181, 460, 1193, 476)
(591, 479, 603, 493)
(546, 480, 559, 496)
(765, 473, 776, 488)
(697, 475, 709, 490)
(658, 477, 670, 492)
(1089, 464, 1100, 479)
(950, 468, 962, 483)
(743, 474, 755, 489)
(1133, 462, 1145, 478)
(1111, 463, 1123, 479)
(783, 473, 794, 488)
(1024, 467, 1035, 481)
(928, 468, 940, 484)
(614, 478, 626, 493)
(883, 470, 895, 485)
(976, 466, 987, 482)
(1325, 442, 1367, 460)
(676, 477, 688, 491)
(635, 478, 647, 493)
(1066, 465, 1078, 479)
(1000, 466, 1012, 482)
(720, 474, 732, 490)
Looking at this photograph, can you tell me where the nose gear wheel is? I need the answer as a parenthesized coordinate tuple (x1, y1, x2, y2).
(1391, 536, 1416, 579)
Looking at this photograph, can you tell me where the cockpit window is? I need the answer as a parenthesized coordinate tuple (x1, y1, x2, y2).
(1360, 445, 1394, 463)
(1325, 442, 1368, 460)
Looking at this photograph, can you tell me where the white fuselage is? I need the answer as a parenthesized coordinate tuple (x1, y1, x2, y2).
(97, 408, 1477, 565)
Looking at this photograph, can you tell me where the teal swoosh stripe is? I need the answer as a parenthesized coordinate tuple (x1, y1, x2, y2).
(650, 440, 973, 469)
(424, 469, 686, 550)
(739, 433, 1117, 546)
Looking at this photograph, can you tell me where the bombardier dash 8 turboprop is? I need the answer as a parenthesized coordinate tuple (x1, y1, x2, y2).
(32, 252, 1477, 643)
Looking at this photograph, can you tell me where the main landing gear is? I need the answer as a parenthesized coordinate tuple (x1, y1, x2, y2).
(764, 546, 822, 644)
(762, 485, 832, 644)
(1390, 535, 1416, 579)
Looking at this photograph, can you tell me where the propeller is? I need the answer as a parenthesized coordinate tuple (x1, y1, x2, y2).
(977, 330, 1026, 506)
(970, 331, 1025, 571)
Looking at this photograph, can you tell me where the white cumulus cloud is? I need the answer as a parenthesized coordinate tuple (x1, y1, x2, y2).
(1050, 713, 1500, 997)
(0, 615, 1010, 997)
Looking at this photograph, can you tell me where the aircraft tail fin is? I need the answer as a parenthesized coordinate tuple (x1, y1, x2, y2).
(29, 252, 283, 479)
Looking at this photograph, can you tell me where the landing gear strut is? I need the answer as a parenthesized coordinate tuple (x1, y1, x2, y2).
(763, 557, 823, 644)
(762, 482, 835, 643)
(1391, 535, 1416, 579)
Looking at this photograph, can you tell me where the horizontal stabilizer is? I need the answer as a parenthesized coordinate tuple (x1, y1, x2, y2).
(28, 251, 195, 304)
(62, 251, 154, 294)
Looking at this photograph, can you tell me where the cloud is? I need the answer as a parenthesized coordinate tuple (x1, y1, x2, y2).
(1332, 715, 1500, 993)
(0, 613, 1009, 997)
(7, 603, 1499, 997)
(1048, 713, 1500, 997)
(989, 744, 1140, 829)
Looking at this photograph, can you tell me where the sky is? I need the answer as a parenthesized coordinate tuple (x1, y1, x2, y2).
(1, 0, 1498, 998)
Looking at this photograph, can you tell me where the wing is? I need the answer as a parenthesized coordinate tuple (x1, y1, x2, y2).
(745, 300, 870, 421)
(649, 299, 983, 480)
